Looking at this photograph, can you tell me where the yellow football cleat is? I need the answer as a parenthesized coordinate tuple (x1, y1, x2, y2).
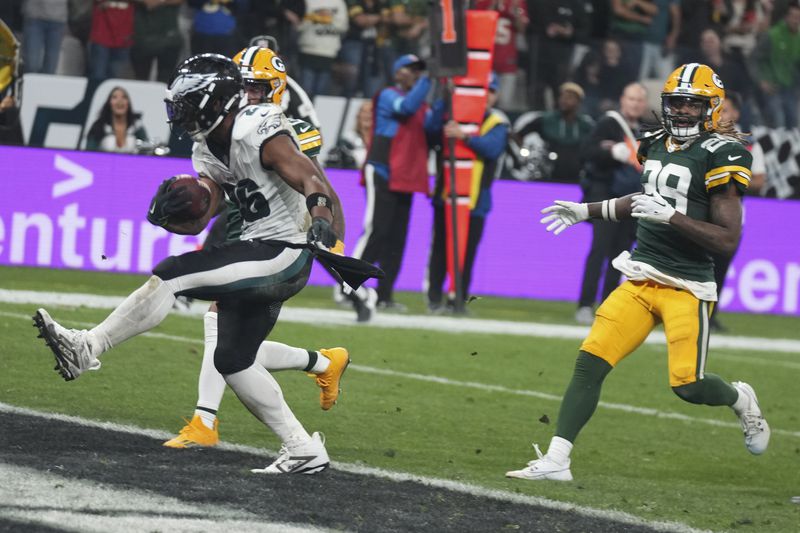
(163, 415, 219, 448)
(310, 347, 350, 410)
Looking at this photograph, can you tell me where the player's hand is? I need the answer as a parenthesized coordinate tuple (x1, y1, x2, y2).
(146, 177, 191, 227)
(540, 200, 589, 235)
(631, 191, 675, 224)
(307, 216, 338, 248)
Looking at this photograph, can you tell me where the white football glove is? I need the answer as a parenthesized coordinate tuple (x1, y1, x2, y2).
(631, 191, 675, 224)
(540, 200, 589, 235)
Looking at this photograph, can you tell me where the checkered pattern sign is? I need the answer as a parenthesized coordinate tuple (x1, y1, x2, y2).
(751, 126, 800, 199)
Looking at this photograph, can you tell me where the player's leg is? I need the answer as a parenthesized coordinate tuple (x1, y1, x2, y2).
(660, 289, 770, 454)
(249, 299, 350, 410)
(507, 281, 657, 481)
(164, 301, 348, 447)
(34, 241, 309, 381)
(216, 299, 328, 474)
(164, 306, 225, 448)
(164, 241, 347, 445)
(255, 340, 350, 411)
(34, 274, 177, 381)
(164, 203, 238, 446)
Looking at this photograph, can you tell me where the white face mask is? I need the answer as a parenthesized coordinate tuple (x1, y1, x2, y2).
(662, 95, 707, 141)
(666, 120, 701, 141)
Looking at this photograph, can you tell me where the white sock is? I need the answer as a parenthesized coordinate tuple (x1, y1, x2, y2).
(547, 436, 573, 465)
(194, 408, 217, 429)
(195, 311, 226, 429)
(223, 363, 310, 444)
(310, 350, 330, 374)
(89, 275, 175, 357)
(256, 341, 321, 372)
(731, 387, 748, 414)
(354, 286, 369, 301)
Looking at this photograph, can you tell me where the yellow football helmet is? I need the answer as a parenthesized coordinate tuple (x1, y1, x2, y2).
(661, 63, 725, 140)
(232, 46, 287, 105)
(0, 18, 20, 99)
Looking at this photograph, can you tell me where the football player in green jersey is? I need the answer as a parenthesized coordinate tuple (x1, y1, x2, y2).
(506, 63, 770, 481)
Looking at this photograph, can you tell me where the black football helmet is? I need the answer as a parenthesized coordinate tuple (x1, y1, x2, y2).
(165, 53, 242, 141)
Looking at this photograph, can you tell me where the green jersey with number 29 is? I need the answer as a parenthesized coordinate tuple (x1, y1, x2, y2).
(633, 130, 752, 283)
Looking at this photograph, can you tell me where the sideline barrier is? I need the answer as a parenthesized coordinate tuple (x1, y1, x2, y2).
(2, 146, 798, 316)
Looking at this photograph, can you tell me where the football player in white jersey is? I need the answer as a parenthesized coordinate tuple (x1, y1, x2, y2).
(33, 53, 346, 474)
(163, 46, 350, 450)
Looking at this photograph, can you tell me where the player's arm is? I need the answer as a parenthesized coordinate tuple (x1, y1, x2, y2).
(292, 119, 344, 237)
(261, 134, 337, 246)
(541, 130, 663, 234)
(667, 186, 742, 255)
(540, 193, 638, 235)
(310, 156, 345, 239)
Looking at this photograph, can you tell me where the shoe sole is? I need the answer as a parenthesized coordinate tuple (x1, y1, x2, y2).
(163, 440, 219, 449)
(251, 461, 330, 475)
(32, 310, 76, 381)
(505, 470, 573, 481)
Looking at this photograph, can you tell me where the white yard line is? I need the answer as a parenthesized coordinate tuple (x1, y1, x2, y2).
(2, 307, 797, 440)
(2, 288, 800, 354)
(0, 463, 330, 533)
(0, 403, 710, 533)
(349, 365, 800, 439)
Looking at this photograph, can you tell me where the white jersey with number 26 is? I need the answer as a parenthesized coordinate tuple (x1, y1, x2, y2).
(192, 103, 310, 244)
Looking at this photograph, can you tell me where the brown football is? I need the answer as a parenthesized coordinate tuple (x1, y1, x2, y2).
(168, 175, 211, 221)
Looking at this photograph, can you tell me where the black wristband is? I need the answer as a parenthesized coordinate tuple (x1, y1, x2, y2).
(306, 192, 333, 214)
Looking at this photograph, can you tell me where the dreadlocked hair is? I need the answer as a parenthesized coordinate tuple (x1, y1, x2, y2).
(712, 119, 750, 144)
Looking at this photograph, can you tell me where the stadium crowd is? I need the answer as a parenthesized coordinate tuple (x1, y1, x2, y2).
(1, 2, 799, 198)
(1, 1, 800, 121)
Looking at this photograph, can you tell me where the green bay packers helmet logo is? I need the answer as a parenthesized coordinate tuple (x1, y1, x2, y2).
(712, 73, 724, 89)
(271, 56, 286, 73)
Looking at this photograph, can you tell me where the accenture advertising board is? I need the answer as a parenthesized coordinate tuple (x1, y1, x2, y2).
(2, 146, 799, 316)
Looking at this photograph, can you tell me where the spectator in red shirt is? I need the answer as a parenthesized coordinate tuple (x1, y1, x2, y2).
(88, 0, 135, 81)
(474, 0, 528, 110)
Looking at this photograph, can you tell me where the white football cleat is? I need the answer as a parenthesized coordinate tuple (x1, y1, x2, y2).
(506, 443, 573, 481)
(732, 381, 770, 455)
(33, 308, 100, 381)
(251, 432, 330, 475)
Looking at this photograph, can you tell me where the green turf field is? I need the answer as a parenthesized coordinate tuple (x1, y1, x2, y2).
(1, 266, 799, 532)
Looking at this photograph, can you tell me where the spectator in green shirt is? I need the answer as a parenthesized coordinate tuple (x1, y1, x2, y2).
(515, 82, 595, 183)
(753, 2, 800, 128)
